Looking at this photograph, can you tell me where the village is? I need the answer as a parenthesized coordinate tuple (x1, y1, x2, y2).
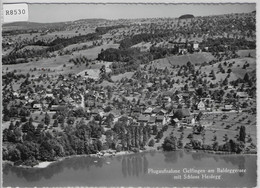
(2, 11, 256, 167)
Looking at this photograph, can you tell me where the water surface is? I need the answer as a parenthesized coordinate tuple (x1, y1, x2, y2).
(3, 151, 257, 187)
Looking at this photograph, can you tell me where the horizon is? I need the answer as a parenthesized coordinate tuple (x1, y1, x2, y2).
(3, 11, 256, 25)
(25, 3, 256, 23)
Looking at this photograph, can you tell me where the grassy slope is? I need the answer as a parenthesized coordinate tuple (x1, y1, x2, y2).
(201, 57, 256, 83)
(151, 52, 215, 70)
(72, 43, 120, 60)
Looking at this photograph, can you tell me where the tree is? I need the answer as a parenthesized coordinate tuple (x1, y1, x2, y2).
(190, 139, 202, 149)
(239, 126, 246, 143)
(196, 112, 203, 122)
(213, 141, 219, 151)
(3, 114, 10, 121)
(152, 125, 158, 135)
(229, 139, 245, 153)
(104, 106, 112, 112)
(53, 119, 58, 127)
(9, 121, 15, 130)
(13, 127, 22, 142)
(148, 139, 155, 147)
(187, 133, 193, 139)
(184, 84, 189, 91)
(211, 70, 216, 80)
(44, 112, 51, 125)
(162, 135, 177, 151)
(173, 110, 184, 120)
(8, 148, 21, 162)
(243, 73, 250, 83)
(196, 87, 204, 97)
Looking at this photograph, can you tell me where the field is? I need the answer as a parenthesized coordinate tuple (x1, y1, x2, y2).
(237, 49, 256, 58)
(63, 41, 93, 51)
(3, 42, 119, 77)
(200, 57, 256, 83)
(77, 61, 113, 80)
(165, 112, 256, 150)
(150, 52, 216, 70)
(72, 43, 119, 60)
(111, 72, 135, 82)
(17, 45, 48, 53)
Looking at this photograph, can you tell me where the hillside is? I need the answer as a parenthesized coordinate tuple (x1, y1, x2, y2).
(150, 52, 216, 69)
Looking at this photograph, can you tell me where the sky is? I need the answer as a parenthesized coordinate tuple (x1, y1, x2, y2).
(28, 3, 256, 23)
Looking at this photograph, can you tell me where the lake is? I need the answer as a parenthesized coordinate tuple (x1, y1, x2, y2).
(3, 151, 257, 187)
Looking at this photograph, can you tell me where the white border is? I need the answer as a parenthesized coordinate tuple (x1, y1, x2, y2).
(1, 0, 258, 4)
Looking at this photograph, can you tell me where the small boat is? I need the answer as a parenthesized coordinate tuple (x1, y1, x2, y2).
(106, 161, 111, 164)
(94, 160, 98, 163)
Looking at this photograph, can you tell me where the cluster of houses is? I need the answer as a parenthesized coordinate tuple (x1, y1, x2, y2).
(3, 53, 254, 133)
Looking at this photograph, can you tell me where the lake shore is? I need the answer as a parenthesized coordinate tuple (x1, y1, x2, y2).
(3, 146, 256, 169)
(3, 150, 141, 169)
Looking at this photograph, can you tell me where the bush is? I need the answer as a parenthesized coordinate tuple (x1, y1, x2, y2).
(162, 136, 177, 151)
(116, 145, 122, 152)
(148, 139, 155, 147)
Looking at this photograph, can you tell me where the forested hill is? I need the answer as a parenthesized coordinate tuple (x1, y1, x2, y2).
(179, 14, 195, 19)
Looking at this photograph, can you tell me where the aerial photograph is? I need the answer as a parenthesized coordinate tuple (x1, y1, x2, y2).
(1, 2, 257, 187)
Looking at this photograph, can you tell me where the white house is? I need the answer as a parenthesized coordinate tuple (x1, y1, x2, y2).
(193, 43, 199, 50)
(197, 101, 205, 111)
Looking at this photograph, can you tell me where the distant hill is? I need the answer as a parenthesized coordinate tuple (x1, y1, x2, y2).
(3, 21, 43, 27)
(3, 21, 73, 26)
(74, 18, 108, 23)
(179, 14, 195, 19)
(3, 19, 108, 31)
(2, 21, 69, 31)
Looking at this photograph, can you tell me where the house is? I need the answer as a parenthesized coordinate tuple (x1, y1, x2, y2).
(148, 116, 156, 125)
(236, 92, 248, 99)
(146, 82, 153, 87)
(138, 114, 150, 123)
(179, 48, 188, 55)
(158, 109, 167, 116)
(152, 107, 161, 115)
(143, 107, 153, 114)
(50, 105, 66, 112)
(223, 105, 233, 111)
(181, 93, 190, 100)
(176, 94, 183, 102)
(168, 110, 174, 117)
(162, 91, 174, 97)
(193, 43, 199, 50)
(33, 103, 41, 110)
(172, 118, 180, 127)
(132, 107, 142, 114)
(13, 92, 19, 97)
(85, 100, 95, 107)
(156, 115, 166, 125)
(162, 96, 171, 103)
(91, 108, 100, 116)
(138, 100, 147, 109)
(197, 101, 205, 111)
(45, 93, 54, 99)
(183, 116, 195, 126)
